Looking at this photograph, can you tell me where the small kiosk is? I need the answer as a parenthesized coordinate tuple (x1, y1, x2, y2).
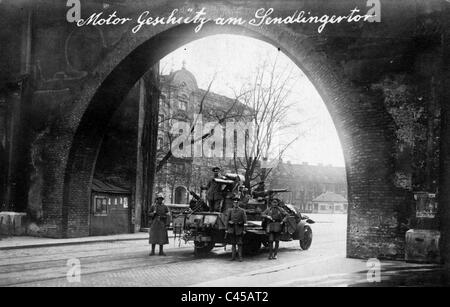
(405, 192, 440, 263)
(90, 179, 132, 236)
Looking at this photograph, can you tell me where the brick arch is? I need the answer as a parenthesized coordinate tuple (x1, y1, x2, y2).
(58, 22, 401, 258)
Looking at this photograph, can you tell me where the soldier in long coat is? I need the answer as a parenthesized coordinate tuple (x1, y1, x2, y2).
(148, 193, 170, 256)
(262, 199, 287, 260)
(226, 196, 247, 261)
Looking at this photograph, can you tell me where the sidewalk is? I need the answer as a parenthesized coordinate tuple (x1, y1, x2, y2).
(0, 230, 175, 250)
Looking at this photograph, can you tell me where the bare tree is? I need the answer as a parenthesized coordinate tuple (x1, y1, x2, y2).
(230, 56, 308, 189)
(155, 55, 313, 192)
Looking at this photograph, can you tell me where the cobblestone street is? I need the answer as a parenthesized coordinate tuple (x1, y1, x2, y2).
(0, 215, 442, 287)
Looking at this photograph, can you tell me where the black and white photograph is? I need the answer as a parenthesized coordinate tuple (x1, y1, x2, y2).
(0, 0, 449, 291)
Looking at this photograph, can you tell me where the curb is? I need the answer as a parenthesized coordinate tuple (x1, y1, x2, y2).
(0, 234, 175, 251)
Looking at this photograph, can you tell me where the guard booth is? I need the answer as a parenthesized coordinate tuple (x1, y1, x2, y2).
(405, 192, 440, 263)
(90, 179, 132, 236)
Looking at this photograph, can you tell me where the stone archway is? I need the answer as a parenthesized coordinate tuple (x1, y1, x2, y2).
(44, 19, 402, 258)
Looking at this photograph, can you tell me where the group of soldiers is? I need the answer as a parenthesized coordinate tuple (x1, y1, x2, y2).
(148, 166, 289, 261)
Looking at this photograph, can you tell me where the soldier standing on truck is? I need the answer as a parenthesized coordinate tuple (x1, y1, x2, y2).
(252, 181, 265, 197)
(206, 167, 224, 212)
(239, 187, 251, 204)
(226, 196, 247, 262)
(262, 198, 287, 260)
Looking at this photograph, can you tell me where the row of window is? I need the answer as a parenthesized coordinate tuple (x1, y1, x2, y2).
(157, 131, 251, 152)
(317, 203, 347, 212)
(158, 97, 189, 122)
(93, 196, 129, 216)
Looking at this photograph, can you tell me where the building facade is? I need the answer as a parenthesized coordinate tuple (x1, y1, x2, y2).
(154, 67, 246, 204)
(268, 161, 347, 213)
(312, 191, 348, 214)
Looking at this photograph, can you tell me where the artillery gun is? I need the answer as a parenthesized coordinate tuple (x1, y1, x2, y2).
(172, 174, 314, 256)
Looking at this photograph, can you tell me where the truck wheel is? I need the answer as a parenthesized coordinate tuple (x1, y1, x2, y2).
(194, 241, 215, 256)
(299, 225, 312, 250)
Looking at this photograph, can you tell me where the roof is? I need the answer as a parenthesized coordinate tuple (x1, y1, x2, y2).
(91, 179, 130, 194)
(274, 162, 346, 184)
(313, 191, 347, 203)
(161, 68, 198, 90)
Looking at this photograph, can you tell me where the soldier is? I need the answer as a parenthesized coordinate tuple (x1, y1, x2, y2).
(252, 181, 266, 198)
(255, 181, 265, 192)
(262, 198, 287, 260)
(148, 193, 170, 256)
(206, 167, 224, 212)
(226, 196, 247, 261)
(239, 187, 251, 204)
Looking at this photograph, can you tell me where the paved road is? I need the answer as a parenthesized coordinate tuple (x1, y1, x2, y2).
(0, 214, 441, 287)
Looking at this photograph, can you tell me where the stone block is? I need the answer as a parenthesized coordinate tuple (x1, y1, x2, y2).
(405, 229, 440, 264)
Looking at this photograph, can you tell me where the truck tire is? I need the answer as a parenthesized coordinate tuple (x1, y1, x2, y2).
(194, 241, 215, 256)
(299, 225, 313, 250)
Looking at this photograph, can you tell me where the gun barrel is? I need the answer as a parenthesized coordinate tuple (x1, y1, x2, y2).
(189, 190, 201, 200)
(252, 188, 289, 198)
(213, 178, 235, 184)
(269, 189, 289, 193)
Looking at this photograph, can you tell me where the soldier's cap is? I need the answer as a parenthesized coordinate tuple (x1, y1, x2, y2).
(212, 167, 221, 172)
(156, 193, 165, 199)
(232, 196, 240, 201)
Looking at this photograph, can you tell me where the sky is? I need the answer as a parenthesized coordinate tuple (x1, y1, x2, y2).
(160, 34, 345, 167)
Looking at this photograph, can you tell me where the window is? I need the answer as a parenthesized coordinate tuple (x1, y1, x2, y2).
(174, 163, 185, 173)
(94, 196, 108, 216)
(178, 129, 184, 150)
(158, 114, 165, 127)
(157, 137, 164, 150)
(178, 91, 189, 111)
(179, 98, 188, 110)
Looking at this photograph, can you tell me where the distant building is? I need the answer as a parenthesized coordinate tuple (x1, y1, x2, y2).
(312, 191, 348, 214)
(268, 161, 347, 213)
